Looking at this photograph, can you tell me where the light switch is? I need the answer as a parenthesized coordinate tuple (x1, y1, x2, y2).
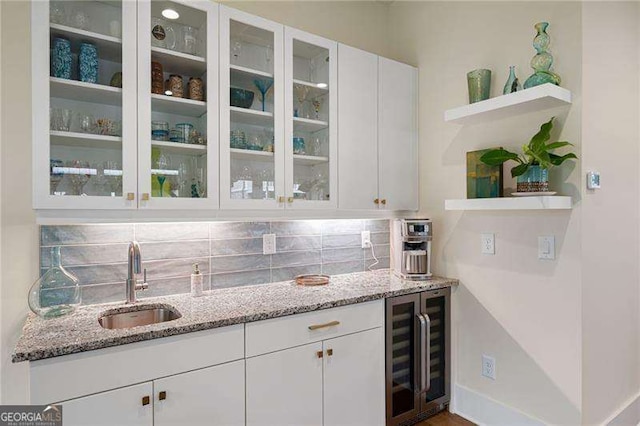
(538, 236, 555, 260)
(587, 171, 601, 189)
(481, 233, 495, 255)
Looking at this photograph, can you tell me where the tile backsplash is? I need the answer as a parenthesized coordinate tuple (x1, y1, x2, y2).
(40, 219, 390, 305)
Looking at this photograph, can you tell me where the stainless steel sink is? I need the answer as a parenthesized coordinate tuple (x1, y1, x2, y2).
(98, 305, 181, 330)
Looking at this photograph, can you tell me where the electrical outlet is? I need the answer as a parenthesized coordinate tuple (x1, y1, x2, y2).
(538, 236, 555, 260)
(482, 355, 496, 380)
(263, 234, 276, 255)
(361, 231, 371, 248)
(481, 233, 495, 255)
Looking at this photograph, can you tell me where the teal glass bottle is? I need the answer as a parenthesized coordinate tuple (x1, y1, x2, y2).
(503, 66, 522, 94)
(28, 247, 81, 318)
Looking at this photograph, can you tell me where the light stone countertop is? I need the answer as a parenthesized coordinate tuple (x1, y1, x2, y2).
(13, 269, 458, 363)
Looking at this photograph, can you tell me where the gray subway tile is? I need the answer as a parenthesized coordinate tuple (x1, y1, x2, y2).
(135, 223, 209, 242)
(64, 264, 127, 286)
(364, 219, 390, 233)
(144, 257, 209, 279)
(366, 256, 390, 270)
(371, 232, 390, 245)
(321, 219, 363, 235)
(81, 283, 125, 305)
(322, 260, 364, 276)
(40, 243, 129, 268)
(322, 247, 364, 263)
(41, 225, 134, 246)
(140, 241, 209, 261)
(272, 265, 321, 282)
(210, 221, 269, 239)
(211, 269, 271, 289)
(271, 220, 322, 236)
(322, 234, 361, 249)
(366, 244, 390, 259)
(276, 236, 321, 252)
(272, 250, 321, 268)
(210, 238, 263, 256)
(210, 254, 270, 274)
(140, 276, 196, 299)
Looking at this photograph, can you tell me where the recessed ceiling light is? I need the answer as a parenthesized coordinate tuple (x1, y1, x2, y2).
(162, 9, 179, 20)
(316, 83, 328, 89)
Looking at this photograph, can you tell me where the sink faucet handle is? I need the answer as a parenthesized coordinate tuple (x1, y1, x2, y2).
(136, 268, 149, 292)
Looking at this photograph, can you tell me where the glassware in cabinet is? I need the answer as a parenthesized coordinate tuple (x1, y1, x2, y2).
(137, 0, 219, 209)
(33, 0, 137, 209)
(285, 28, 337, 209)
(220, 6, 284, 208)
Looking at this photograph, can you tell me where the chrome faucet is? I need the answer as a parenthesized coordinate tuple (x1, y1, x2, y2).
(126, 241, 148, 303)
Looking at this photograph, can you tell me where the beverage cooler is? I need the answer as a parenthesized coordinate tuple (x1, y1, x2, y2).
(385, 288, 451, 425)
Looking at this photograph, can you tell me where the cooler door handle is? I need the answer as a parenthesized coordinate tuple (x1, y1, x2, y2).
(417, 313, 431, 393)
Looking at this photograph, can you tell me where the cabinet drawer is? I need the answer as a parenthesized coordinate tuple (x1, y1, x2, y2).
(31, 324, 244, 404)
(246, 300, 383, 357)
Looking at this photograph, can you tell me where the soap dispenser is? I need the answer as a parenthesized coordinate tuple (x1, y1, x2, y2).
(191, 263, 203, 297)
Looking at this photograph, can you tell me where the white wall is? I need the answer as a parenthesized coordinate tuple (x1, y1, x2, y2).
(581, 3, 640, 424)
(387, 2, 583, 424)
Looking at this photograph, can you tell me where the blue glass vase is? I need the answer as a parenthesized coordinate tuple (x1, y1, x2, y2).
(524, 22, 561, 89)
(28, 247, 81, 318)
(51, 37, 72, 79)
(79, 42, 99, 84)
(516, 165, 549, 193)
(254, 78, 273, 112)
(503, 66, 522, 95)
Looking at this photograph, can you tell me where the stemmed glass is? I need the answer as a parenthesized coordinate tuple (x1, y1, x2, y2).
(67, 160, 90, 196)
(294, 84, 310, 118)
(254, 79, 274, 112)
(311, 97, 324, 120)
(105, 161, 122, 197)
(177, 162, 189, 198)
(156, 154, 169, 197)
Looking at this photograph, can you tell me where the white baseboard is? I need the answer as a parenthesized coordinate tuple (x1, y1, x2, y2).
(605, 392, 640, 426)
(452, 384, 545, 426)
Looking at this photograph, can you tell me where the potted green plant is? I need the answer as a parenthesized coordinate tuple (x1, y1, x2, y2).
(480, 117, 577, 194)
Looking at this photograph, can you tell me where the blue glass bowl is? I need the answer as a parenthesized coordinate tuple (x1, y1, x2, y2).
(230, 88, 255, 109)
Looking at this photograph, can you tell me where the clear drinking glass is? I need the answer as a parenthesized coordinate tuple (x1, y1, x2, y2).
(181, 26, 198, 55)
(231, 41, 242, 64)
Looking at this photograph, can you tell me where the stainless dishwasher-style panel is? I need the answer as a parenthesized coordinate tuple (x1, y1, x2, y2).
(385, 287, 450, 426)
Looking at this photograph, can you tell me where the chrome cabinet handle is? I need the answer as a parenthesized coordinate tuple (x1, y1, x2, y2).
(308, 320, 340, 331)
(417, 313, 431, 393)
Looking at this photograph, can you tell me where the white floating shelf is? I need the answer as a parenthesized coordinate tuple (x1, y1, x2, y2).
(230, 106, 273, 127)
(444, 83, 572, 125)
(50, 131, 122, 149)
(293, 79, 329, 99)
(151, 141, 207, 155)
(50, 77, 122, 106)
(151, 94, 207, 117)
(230, 148, 274, 161)
(151, 47, 206, 76)
(293, 154, 329, 166)
(293, 117, 328, 133)
(445, 196, 572, 211)
(50, 23, 121, 62)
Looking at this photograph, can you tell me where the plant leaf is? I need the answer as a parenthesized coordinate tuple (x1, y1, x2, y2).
(511, 163, 530, 178)
(529, 117, 554, 153)
(546, 141, 573, 151)
(480, 149, 520, 166)
(549, 153, 578, 166)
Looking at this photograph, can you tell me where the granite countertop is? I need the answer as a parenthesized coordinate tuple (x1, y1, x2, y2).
(13, 269, 458, 363)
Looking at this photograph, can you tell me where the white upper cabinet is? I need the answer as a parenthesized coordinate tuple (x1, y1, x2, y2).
(219, 6, 285, 209)
(137, 0, 219, 210)
(338, 45, 419, 211)
(338, 44, 380, 210)
(33, 0, 138, 209)
(378, 57, 418, 211)
(284, 28, 338, 209)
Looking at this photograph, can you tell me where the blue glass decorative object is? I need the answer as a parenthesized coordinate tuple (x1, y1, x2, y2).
(524, 22, 561, 89)
(79, 42, 99, 84)
(254, 78, 274, 112)
(51, 37, 72, 79)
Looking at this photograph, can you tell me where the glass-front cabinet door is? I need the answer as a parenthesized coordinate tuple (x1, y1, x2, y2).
(219, 6, 284, 209)
(33, 0, 137, 209)
(137, 0, 219, 209)
(284, 28, 337, 209)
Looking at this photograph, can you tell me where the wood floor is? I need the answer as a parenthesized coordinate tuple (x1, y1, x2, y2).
(415, 410, 476, 426)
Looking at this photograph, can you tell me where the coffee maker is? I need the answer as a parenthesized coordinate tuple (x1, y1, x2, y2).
(391, 219, 433, 280)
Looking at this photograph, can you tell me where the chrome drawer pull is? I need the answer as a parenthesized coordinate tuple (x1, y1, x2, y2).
(308, 320, 340, 331)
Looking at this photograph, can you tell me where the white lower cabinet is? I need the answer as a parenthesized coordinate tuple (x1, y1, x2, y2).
(323, 328, 385, 426)
(154, 360, 245, 426)
(61, 382, 153, 426)
(61, 361, 245, 426)
(246, 342, 324, 426)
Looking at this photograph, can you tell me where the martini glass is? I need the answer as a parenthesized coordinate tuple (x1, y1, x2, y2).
(294, 84, 310, 118)
(156, 154, 169, 197)
(254, 78, 273, 112)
